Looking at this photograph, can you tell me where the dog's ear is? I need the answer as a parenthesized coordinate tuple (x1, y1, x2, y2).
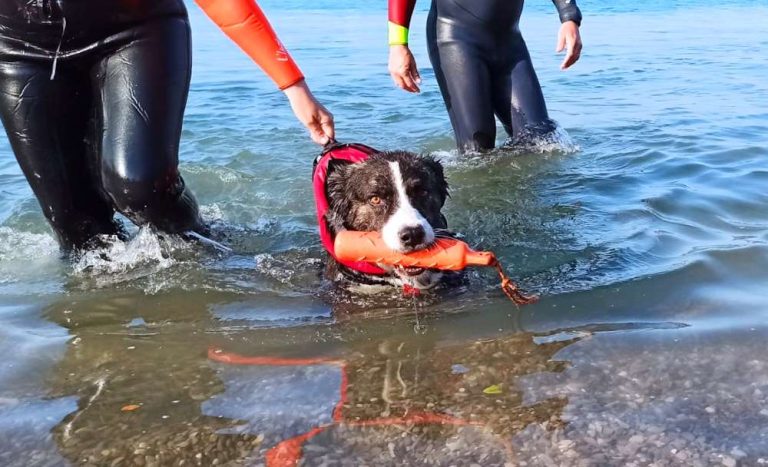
(326, 159, 354, 201)
(422, 155, 449, 206)
(325, 159, 354, 232)
(327, 158, 354, 178)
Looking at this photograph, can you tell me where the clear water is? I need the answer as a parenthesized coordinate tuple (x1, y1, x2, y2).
(1, 1, 767, 465)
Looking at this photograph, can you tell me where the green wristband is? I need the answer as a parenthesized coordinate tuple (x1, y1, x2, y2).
(388, 22, 409, 45)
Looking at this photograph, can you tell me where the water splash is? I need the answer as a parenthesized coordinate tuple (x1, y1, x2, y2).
(253, 252, 322, 287)
(0, 227, 58, 263)
(501, 124, 580, 155)
(0, 227, 60, 289)
(430, 125, 579, 169)
(199, 203, 226, 223)
(71, 227, 190, 279)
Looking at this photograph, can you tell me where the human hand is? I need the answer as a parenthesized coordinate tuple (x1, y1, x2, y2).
(389, 45, 421, 93)
(283, 80, 335, 145)
(556, 21, 582, 70)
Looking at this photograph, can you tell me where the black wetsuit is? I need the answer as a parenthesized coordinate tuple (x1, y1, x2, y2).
(427, 0, 582, 152)
(0, 0, 204, 250)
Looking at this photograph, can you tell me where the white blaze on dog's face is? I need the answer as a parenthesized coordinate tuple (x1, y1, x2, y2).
(381, 161, 435, 253)
(325, 151, 449, 290)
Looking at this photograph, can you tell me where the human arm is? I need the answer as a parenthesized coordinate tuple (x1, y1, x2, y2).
(195, 0, 334, 144)
(551, 0, 583, 70)
(283, 81, 335, 145)
(388, 0, 421, 93)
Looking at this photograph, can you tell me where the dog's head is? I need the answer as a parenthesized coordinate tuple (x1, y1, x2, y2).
(325, 150, 449, 288)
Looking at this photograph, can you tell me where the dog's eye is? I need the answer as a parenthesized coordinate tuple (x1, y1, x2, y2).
(369, 196, 383, 206)
(411, 185, 429, 198)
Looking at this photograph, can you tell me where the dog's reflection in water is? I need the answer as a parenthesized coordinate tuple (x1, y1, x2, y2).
(42, 295, 576, 465)
(205, 331, 579, 465)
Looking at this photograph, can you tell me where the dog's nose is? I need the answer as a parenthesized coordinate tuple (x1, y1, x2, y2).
(399, 226, 425, 248)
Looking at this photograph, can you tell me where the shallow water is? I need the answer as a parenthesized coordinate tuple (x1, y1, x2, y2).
(1, 1, 768, 465)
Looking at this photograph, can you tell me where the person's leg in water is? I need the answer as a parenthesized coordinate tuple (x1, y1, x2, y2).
(95, 16, 206, 237)
(427, 2, 496, 153)
(0, 2, 206, 251)
(426, 0, 556, 153)
(491, 25, 557, 145)
(0, 59, 124, 250)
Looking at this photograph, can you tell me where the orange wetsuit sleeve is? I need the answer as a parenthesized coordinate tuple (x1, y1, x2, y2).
(195, 0, 304, 90)
(388, 0, 416, 45)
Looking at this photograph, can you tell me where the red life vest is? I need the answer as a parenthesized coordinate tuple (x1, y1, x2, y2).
(312, 143, 388, 276)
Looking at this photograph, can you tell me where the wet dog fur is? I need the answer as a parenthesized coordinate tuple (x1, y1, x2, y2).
(324, 150, 451, 291)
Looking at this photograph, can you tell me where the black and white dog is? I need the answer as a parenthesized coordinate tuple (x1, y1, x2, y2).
(323, 150, 451, 291)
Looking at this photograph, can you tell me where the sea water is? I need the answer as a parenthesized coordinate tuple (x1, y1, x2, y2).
(0, 1, 767, 464)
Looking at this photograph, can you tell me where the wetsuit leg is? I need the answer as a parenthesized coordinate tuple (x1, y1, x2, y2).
(0, 60, 122, 250)
(427, 0, 556, 152)
(427, 3, 496, 152)
(95, 17, 205, 235)
(492, 32, 556, 142)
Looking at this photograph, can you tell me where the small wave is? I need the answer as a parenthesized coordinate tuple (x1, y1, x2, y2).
(0, 227, 58, 262)
(199, 203, 225, 223)
(428, 148, 462, 167)
(253, 252, 322, 287)
(0, 227, 60, 289)
(183, 165, 250, 184)
(71, 228, 194, 288)
(430, 125, 579, 169)
(501, 125, 580, 155)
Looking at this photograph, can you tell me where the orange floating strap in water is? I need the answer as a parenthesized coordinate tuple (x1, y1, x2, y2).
(195, 0, 304, 90)
(494, 262, 538, 305)
(333, 231, 538, 305)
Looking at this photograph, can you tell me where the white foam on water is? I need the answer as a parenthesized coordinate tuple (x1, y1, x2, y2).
(0, 227, 60, 287)
(502, 125, 581, 155)
(71, 227, 190, 278)
(183, 165, 247, 183)
(0, 227, 58, 263)
(430, 125, 579, 169)
(199, 203, 225, 222)
(253, 252, 322, 286)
